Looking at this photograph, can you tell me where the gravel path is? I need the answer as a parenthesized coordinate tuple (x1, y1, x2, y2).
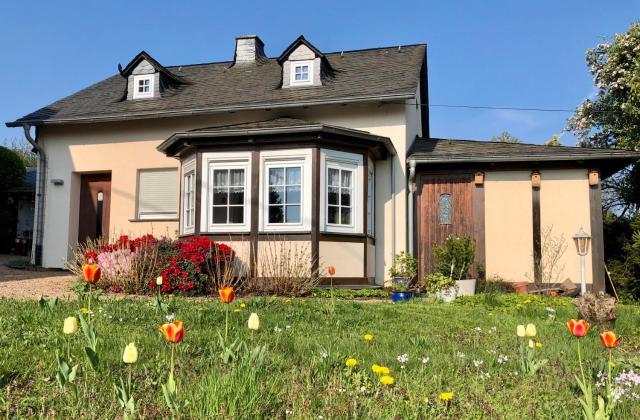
(0, 255, 76, 300)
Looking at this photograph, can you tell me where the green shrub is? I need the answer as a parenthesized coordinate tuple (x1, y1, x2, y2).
(388, 251, 418, 280)
(433, 235, 476, 280)
(0, 146, 26, 192)
(422, 272, 457, 293)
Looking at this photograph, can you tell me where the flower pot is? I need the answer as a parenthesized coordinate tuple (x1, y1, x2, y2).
(512, 282, 529, 294)
(390, 291, 413, 303)
(435, 286, 457, 303)
(393, 277, 411, 287)
(455, 279, 476, 296)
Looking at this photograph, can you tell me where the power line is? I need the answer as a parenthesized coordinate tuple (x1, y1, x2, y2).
(390, 101, 620, 115)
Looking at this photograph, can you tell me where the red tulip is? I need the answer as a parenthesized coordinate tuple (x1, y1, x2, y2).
(327, 266, 336, 276)
(599, 331, 622, 349)
(567, 319, 590, 337)
(82, 263, 101, 284)
(159, 321, 185, 343)
(219, 287, 235, 303)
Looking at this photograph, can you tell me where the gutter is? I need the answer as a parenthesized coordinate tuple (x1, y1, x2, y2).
(6, 93, 415, 128)
(407, 152, 640, 164)
(407, 158, 417, 255)
(22, 124, 45, 266)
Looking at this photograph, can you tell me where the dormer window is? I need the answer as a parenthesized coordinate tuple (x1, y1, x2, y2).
(290, 61, 314, 86)
(133, 75, 154, 99)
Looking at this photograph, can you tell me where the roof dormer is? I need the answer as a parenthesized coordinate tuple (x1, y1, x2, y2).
(118, 51, 187, 100)
(278, 36, 333, 88)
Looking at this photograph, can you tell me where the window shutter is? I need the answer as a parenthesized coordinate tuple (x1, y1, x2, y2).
(138, 169, 178, 219)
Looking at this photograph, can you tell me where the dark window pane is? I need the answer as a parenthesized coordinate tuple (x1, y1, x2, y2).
(439, 194, 452, 225)
(269, 168, 284, 186)
(328, 168, 340, 186)
(341, 207, 352, 225)
(229, 206, 244, 223)
(286, 167, 301, 185)
(341, 188, 351, 206)
(213, 170, 228, 187)
(269, 205, 284, 223)
(286, 205, 301, 223)
(212, 207, 227, 224)
(328, 187, 339, 205)
(230, 169, 244, 186)
(269, 187, 284, 205)
(286, 186, 301, 204)
(229, 187, 244, 205)
(328, 206, 338, 224)
(213, 188, 228, 205)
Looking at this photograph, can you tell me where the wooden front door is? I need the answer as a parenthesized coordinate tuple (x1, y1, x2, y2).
(417, 173, 475, 279)
(78, 173, 111, 243)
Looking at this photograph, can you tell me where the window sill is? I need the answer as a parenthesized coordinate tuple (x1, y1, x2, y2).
(129, 218, 179, 223)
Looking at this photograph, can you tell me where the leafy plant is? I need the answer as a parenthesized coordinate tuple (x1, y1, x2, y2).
(433, 235, 476, 280)
(422, 272, 457, 294)
(388, 251, 418, 280)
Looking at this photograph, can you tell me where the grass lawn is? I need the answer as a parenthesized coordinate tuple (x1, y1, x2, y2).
(2, 292, 640, 418)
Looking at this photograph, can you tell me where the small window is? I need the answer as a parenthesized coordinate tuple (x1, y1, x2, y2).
(290, 60, 313, 85)
(327, 167, 353, 226)
(132, 75, 154, 99)
(211, 168, 246, 225)
(439, 193, 452, 225)
(137, 169, 178, 220)
(268, 165, 302, 224)
(182, 171, 195, 231)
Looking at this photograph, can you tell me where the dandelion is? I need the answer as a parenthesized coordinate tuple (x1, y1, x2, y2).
(379, 366, 390, 375)
(380, 375, 394, 385)
(79, 307, 89, 314)
(474, 327, 482, 333)
(233, 309, 241, 313)
(439, 392, 454, 401)
(274, 326, 282, 333)
(473, 359, 484, 368)
(240, 303, 246, 308)
(497, 354, 509, 364)
(535, 341, 543, 348)
(456, 351, 465, 358)
(166, 313, 175, 322)
(364, 334, 374, 342)
(320, 351, 328, 359)
(372, 364, 382, 374)
(397, 353, 409, 367)
(422, 356, 430, 365)
(345, 358, 358, 367)
(489, 326, 497, 333)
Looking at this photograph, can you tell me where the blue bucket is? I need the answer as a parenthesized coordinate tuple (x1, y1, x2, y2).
(391, 291, 413, 303)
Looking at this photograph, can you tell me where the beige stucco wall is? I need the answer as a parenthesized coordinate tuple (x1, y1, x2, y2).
(37, 101, 412, 272)
(256, 240, 312, 277)
(319, 241, 364, 278)
(367, 243, 376, 278)
(485, 169, 593, 285)
(539, 169, 592, 284)
(485, 171, 534, 282)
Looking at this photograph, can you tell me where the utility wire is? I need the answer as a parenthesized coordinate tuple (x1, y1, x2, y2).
(388, 101, 620, 115)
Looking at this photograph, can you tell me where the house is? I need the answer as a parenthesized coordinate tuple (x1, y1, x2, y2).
(6, 35, 638, 290)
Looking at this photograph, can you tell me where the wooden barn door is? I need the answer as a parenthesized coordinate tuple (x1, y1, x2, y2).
(78, 173, 111, 243)
(417, 173, 475, 279)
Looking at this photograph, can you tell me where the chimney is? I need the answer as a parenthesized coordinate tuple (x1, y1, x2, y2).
(234, 35, 266, 63)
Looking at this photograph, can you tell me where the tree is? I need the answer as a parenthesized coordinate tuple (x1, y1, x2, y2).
(0, 146, 26, 191)
(1, 138, 37, 167)
(490, 131, 520, 143)
(566, 22, 640, 215)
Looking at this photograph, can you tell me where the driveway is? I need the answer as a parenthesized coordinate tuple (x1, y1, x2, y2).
(0, 255, 76, 299)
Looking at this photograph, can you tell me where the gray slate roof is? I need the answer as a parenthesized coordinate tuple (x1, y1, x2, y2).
(6, 45, 425, 127)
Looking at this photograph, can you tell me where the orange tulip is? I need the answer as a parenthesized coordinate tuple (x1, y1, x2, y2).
(549, 291, 557, 298)
(599, 331, 622, 349)
(567, 319, 590, 337)
(159, 321, 185, 343)
(327, 266, 336, 276)
(219, 287, 235, 303)
(82, 263, 101, 284)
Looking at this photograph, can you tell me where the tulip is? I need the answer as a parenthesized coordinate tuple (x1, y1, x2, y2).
(219, 287, 235, 303)
(567, 319, 590, 337)
(528, 339, 535, 348)
(122, 342, 138, 364)
(327, 266, 336, 276)
(516, 325, 526, 337)
(82, 263, 101, 284)
(156, 276, 163, 286)
(248, 313, 260, 331)
(599, 331, 622, 349)
(525, 324, 537, 337)
(63, 316, 79, 335)
(159, 321, 185, 343)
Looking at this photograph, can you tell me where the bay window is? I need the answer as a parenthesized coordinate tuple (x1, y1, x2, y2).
(181, 159, 196, 234)
(321, 149, 363, 234)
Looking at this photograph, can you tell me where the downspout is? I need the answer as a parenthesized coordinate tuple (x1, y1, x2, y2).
(22, 124, 46, 266)
(390, 157, 395, 275)
(407, 158, 416, 255)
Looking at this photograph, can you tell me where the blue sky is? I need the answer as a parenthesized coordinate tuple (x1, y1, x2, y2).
(1, 1, 638, 145)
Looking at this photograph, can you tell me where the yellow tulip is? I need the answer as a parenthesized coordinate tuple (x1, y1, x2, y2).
(122, 342, 138, 364)
(516, 325, 526, 337)
(525, 324, 537, 337)
(248, 313, 260, 331)
(156, 276, 163, 286)
(63, 317, 79, 335)
(528, 339, 535, 348)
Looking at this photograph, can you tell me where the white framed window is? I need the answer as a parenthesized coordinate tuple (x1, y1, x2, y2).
(290, 60, 313, 86)
(181, 159, 196, 234)
(133, 74, 154, 99)
(260, 149, 312, 232)
(137, 168, 178, 220)
(367, 163, 375, 236)
(320, 149, 363, 234)
(201, 152, 251, 233)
